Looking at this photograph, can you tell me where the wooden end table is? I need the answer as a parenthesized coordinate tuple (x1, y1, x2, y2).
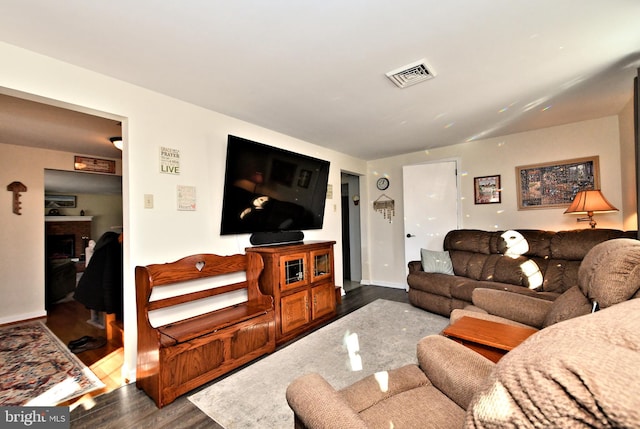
(442, 316, 538, 363)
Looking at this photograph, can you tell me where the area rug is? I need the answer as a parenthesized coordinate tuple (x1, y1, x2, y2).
(188, 299, 449, 428)
(0, 321, 105, 405)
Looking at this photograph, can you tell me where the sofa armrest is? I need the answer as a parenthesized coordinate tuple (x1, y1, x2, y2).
(407, 260, 423, 273)
(472, 288, 553, 328)
(417, 335, 494, 410)
(286, 373, 368, 429)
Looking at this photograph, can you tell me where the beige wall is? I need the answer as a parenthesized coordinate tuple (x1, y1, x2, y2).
(44, 193, 123, 239)
(364, 115, 635, 288)
(0, 42, 367, 380)
(618, 96, 638, 231)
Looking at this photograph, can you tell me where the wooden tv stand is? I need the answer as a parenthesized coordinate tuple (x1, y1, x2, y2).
(246, 241, 338, 345)
(443, 316, 537, 363)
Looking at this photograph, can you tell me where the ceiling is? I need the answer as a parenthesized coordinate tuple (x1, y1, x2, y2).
(1, 1, 640, 162)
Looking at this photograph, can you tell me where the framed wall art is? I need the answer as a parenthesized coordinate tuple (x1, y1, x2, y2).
(516, 156, 600, 210)
(474, 175, 501, 204)
(45, 194, 76, 208)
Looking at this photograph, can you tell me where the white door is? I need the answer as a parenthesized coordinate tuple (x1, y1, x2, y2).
(403, 161, 459, 279)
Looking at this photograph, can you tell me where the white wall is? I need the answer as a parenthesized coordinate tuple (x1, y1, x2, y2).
(364, 115, 634, 288)
(0, 42, 367, 381)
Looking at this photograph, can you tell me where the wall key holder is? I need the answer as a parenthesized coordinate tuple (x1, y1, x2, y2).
(7, 181, 27, 215)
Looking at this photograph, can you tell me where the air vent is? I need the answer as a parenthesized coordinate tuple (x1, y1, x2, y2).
(386, 59, 436, 88)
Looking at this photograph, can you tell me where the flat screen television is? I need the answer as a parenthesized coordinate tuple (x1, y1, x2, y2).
(220, 135, 330, 244)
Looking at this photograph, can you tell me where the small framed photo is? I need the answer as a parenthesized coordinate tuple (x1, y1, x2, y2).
(474, 175, 501, 204)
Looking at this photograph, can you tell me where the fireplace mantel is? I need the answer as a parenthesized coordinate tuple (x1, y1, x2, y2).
(45, 216, 93, 222)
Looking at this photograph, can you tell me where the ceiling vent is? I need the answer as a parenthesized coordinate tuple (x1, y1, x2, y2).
(386, 59, 436, 88)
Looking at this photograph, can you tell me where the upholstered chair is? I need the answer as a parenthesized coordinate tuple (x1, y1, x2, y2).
(286, 298, 640, 428)
(449, 237, 640, 330)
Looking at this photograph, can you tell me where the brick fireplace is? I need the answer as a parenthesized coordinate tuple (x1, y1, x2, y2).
(45, 216, 93, 261)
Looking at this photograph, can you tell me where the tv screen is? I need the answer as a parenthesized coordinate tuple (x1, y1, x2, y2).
(220, 135, 330, 236)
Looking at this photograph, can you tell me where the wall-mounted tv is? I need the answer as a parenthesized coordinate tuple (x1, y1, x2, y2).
(220, 135, 330, 243)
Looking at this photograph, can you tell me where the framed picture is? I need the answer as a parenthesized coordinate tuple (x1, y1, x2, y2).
(45, 194, 76, 208)
(474, 175, 501, 204)
(516, 156, 600, 210)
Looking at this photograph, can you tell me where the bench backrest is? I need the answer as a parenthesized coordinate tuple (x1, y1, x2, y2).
(136, 252, 269, 329)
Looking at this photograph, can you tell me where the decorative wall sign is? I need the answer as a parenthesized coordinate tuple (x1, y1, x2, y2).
(74, 156, 116, 174)
(177, 185, 196, 211)
(474, 175, 501, 204)
(373, 194, 395, 222)
(516, 156, 599, 210)
(160, 147, 180, 174)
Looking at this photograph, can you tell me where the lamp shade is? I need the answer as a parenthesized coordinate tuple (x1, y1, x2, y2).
(564, 190, 618, 214)
(110, 136, 123, 150)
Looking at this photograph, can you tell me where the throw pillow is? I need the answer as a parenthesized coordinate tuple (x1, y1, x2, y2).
(421, 249, 454, 275)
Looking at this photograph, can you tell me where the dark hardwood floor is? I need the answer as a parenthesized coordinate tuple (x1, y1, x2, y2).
(69, 285, 409, 429)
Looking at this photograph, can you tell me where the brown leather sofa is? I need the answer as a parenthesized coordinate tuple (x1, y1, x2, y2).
(407, 228, 636, 317)
(286, 238, 640, 428)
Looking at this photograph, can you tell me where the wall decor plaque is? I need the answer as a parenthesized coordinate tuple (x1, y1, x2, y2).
(74, 156, 116, 174)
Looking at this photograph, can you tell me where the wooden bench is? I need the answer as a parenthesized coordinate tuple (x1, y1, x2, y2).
(135, 252, 276, 407)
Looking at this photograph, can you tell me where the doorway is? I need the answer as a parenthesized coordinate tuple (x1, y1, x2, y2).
(1, 91, 126, 401)
(341, 172, 362, 293)
(402, 161, 459, 283)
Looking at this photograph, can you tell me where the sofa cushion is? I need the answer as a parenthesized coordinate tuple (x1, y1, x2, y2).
(420, 249, 454, 275)
(550, 228, 636, 260)
(578, 238, 640, 308)
(541, 285, 592, 328)
(466, 298, 640, 428)
(444, 229, 495, 254)
(541, 259, 581, 294)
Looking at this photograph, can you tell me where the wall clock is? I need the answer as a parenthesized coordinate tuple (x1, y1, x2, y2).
(376, 177, 390, 190)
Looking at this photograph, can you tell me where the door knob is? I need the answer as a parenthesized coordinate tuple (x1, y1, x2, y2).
(406, 234, 415, 238)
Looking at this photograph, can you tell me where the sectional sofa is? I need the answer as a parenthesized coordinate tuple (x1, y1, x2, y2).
(407, 228, 637, 317)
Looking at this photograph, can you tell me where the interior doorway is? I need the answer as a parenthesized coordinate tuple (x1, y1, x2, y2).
(1, 90, 126, 401)
(341, 172, 362, 293)
(402, 160, 459, 284)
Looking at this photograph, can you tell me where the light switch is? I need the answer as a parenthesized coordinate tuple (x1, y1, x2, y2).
(144, 194, 154, 209)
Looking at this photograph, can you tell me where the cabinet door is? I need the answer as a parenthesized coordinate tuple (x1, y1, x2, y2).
(280, 252, 308, 292)
(311, 283, 336, 320)
(310, 249, 332, 283)
(280, 290, 310, 334)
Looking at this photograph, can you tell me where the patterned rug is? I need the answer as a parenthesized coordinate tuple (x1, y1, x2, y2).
(189, 299, 449, 428)
(0, 321, 105, 405)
